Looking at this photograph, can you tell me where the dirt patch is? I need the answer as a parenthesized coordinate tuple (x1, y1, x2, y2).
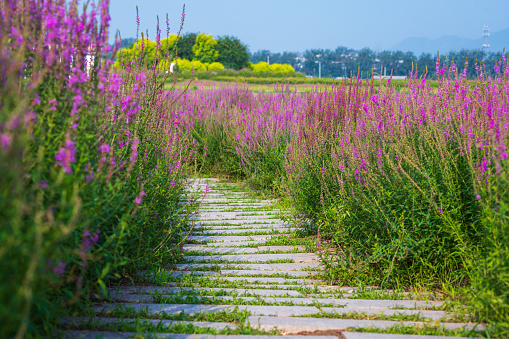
(287, 329, 345, 337)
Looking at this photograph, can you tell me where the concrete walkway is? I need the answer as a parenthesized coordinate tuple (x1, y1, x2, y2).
(63, 178, 483, 338)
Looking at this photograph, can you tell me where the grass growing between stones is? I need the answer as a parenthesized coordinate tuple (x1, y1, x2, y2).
(296, 311, 435, 322)
(345, 324, 487, 338)
(64, 321, 275, 336)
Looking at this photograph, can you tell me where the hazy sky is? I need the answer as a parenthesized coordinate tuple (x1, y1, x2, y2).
(109, 0, 509, 53)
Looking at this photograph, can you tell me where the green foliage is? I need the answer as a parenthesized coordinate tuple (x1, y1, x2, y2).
(253, 61, 270, 73)
(114, 47, 134, 68)
(252, 61, 295, 74)
(176, 58, 193, 71)
(216, 35, 249, 70)
(131, 38, 158, 67)
(114, 38, 158, 69)
(192, 118, 244, 178)
(175, 32, 197, 60)
(207, 62, 225, 71)
(269, 63, 295, 73)
(160, 34, 179, 58)
(468, 159, 509, 336)
(192, 33, 218, 64)
(191, 60, 207, 71)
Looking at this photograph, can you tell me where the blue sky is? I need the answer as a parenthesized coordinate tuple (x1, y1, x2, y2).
(109, 0, 509, 53)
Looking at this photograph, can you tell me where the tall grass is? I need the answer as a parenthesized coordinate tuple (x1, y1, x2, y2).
(0, 1, 193, 337)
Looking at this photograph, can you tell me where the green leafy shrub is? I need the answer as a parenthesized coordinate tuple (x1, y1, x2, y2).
(269, 63, 295, 73)
(191, 60, 207, 71)
(208, 62, 225, 71)
(176, 58, 193, 71)
(253, 61, 271, 72)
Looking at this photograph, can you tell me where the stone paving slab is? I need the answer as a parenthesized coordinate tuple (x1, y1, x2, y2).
(342, 333, 481, 339)
(240, 297, 442, 309)
(93, 303, 445, 319)
(151, 269, 315, 278)
(195, 212, 285, 217)
(199, 198, 253, 202)
(220, 270, 316, 277)
(60, 316, 236, 330)
(257, 246, 305, 251)
(199, 240, 270, 246)
(196, 216, 283, 222)
(182, 247, 305, 254)
(197, 219, 287, 225)
(187, 235, 288, 242)
(248, 316, 484, 332)
(204, 276, 320, 284)
(183, 247, 260, 254)
(176, 263, 318, 270)
(108, 286, 304, 297)
(196, 224, 291, 229)
(197, 208, 274, 212)
(183, 253, 318, 262)
(196, 224, 289, 229)
(199, 203, 268, 206)
(94, 303, 323, 316)
(204, 284, 344, 292)
(170, 271, 220, 277)
(62, 332, 338, 339)
(192, 228, 288, 235)
(102, 293, 442, 310)
(196, 225, 295, 231)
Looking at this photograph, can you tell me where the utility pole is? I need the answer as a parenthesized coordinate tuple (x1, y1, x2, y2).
(267, 55, 269, 64)
(482, 25, 490, 55)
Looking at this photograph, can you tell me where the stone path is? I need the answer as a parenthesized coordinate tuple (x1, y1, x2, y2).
(62, 178, 483, 338)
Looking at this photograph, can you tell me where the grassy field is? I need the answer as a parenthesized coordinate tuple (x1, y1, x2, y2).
(164, 78, 424, 93)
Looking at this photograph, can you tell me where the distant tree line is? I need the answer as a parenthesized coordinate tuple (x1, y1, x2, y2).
(116, 36, 507, 79)
(251, 48, 509, 79)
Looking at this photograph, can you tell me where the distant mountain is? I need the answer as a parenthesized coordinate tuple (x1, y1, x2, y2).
(391, 28, 509, 55)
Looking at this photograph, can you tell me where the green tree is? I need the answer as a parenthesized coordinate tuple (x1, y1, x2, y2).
(192, 33, 218, 63)
(175, 32, 197, 60)
(216, 35, 249, 70)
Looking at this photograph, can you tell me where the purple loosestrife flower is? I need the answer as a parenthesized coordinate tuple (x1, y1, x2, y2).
(48, 99, 57, 111)
(0, 133, 12, 151)
(55, 139, 76, 174)
(99, 144, 110, 154)
(53, 261, 67, 276)
(135, 190, 146, 205)
(130, 140, 140, 162)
